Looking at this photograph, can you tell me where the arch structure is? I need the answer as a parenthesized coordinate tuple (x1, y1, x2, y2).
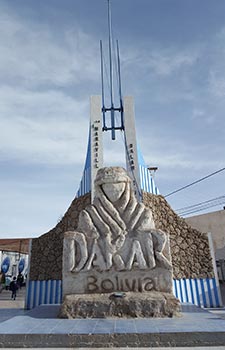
(76, 95, 159, 201)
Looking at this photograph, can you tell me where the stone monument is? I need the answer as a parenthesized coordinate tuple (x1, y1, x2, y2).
(59, 167, 180, 318)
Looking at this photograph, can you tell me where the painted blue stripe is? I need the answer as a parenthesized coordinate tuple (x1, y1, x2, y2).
(55, 280, 60, 303)
(139, 165, 143, 189)
(38, 280, 43, 305)
(49, 280, 54, 304)
(178, 279, 184, 302)
(146, 168, 150, 193)
(44, 280, 49, 304)
(81, 177, 84, 196)
(183, 278, 188, 302)
(200, 278, 207, 307)
(81, 178, 83, 196)
(189, 279, 195, 304)
(32, 280, 37, 309)
(84, 128, 91, 170)
(141, 166, 145, 191)
(174, 280, 178, 299)
(84, 171, 86, 194)
(143, 167, 147, 192)
(150, 177, 154, 194)
(206, 278, 213, 307)
(212, 277, 220, 307)
(76, 166, 91, 198)
(194, 279, 201, 306)
(146, 168, 149, 192)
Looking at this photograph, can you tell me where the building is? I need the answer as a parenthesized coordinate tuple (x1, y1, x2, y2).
(185, 209, 225, 281)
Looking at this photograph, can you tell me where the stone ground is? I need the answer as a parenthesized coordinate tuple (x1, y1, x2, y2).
(0, 284, 225, 348)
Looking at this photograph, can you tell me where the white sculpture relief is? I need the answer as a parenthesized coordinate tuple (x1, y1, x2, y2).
(64, 167, 172, 273)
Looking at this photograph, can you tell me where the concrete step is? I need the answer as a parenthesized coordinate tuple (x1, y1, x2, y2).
(0, 304, 225, 348)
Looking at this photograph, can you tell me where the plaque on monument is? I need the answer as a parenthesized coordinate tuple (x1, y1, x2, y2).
(60, 167, 180, 318)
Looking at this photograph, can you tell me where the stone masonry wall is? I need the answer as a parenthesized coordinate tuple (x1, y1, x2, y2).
(29, 193, 91, 280)
(143, 192, 214, 279)
(29, 191, 214, 281)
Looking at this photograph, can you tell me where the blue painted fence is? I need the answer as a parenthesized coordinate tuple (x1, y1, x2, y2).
(26, 280, 62, 310)
(173, 278, 221, 308)
(25, 278, 221, 310)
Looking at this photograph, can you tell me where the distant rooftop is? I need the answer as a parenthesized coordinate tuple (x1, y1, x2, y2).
(0, 238, 30, 254)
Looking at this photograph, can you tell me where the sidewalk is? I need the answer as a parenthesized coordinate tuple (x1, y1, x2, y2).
(0, 303, 224, 348)
(0, 285, 225, 348)
(0, 287, 25, 309)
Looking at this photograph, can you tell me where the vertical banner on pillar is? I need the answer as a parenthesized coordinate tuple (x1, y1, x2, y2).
(123, 96, 141, 201)
(90, 96, 103, 202)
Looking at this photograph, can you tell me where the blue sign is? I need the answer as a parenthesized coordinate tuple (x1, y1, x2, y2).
(1, 257, 10, 274)
(18, 258, 25, 273)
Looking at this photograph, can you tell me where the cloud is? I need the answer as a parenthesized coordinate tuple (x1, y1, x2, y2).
(0, 4, 99, 89)
(0, 86, 90, 165)
(206, 27, 225, 99)
(0, 3, 101, 167)
(208, 71, 225, 98)
(122, 44, 200, 78)
(145, 49, 199, 76)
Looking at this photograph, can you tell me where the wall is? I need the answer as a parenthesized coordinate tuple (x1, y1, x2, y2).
(185, 210, 225, 260)
(142, 193, 214, 279)
(29, 193, 91, 280)
(29, 192, 214, 281)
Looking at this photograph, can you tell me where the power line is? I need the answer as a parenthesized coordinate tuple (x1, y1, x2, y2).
(175, 194, 225, 213)
(176, 195, 225, 216)
(178, 198, 225, 217)
(164, 167, 225, 198)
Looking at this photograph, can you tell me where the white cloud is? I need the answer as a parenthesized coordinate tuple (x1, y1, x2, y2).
(0, 5, 99, 89)
(122, 45, 200, 78)
(208, 71, 225, 98)
(0, 86, 89, 165)
(0, 4, 101, 167)
(206, 27, 225, 99)
(192, 108, 205, 119)
(145, 49, 199, 76)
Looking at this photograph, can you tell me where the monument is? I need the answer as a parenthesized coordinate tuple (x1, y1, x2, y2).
(27, 1, 219, 317)
(59, 167, 180, 318)
(58, 0, 180, 319)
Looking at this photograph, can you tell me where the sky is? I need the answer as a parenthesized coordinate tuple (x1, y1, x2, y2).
(0, 0, 225, 238)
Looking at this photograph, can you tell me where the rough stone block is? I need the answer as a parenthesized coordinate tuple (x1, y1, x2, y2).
(59, 292, 181, 318)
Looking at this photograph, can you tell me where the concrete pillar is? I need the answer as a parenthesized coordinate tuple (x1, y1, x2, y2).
(90, 96, 103, 202)
(123, 96, 141, 201)
(208, 232, 223, 306)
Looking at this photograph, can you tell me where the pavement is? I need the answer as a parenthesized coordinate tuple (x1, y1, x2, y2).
(0, 284, 225, 348)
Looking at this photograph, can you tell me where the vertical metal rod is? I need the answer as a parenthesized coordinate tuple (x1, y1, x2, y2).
(100, 40, 106, 130)
(116, 40, 124, 129)
(107, 0, 115, 140)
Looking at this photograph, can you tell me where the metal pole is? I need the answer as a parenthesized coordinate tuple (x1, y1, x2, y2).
(100, 40, 106, 130)
(107, 0, 115, 139)
(116, 40, 124, 129)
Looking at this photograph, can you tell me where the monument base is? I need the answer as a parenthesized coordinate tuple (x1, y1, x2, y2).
(58, 292, 181, 319)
